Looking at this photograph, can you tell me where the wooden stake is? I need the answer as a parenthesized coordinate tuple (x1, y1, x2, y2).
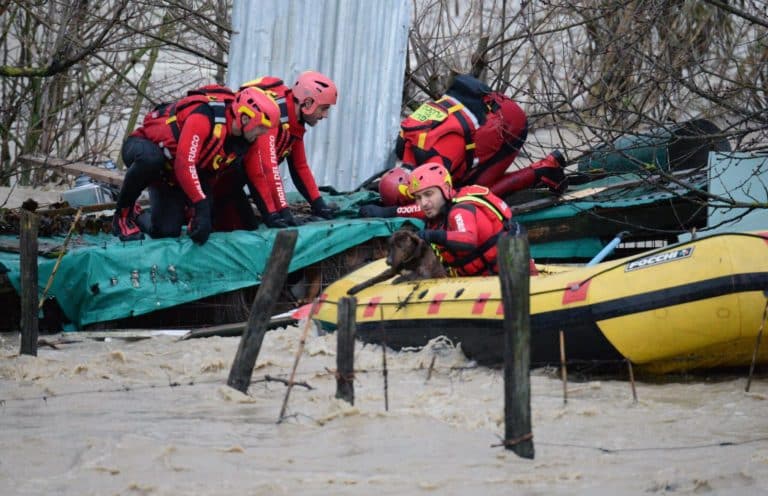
(19, 210, 39, 356)
(498, 228, 534, 459)
(336, 296, 356, 404)
(559, 330, 568, 405)
(746, 298, 768, 393)
(381, 307, 389, 412)
(38, 208, 82, 309)
(228, 229, 298, 393)
(426, 354, 437, 382)
(627, 360, 638, 403)
(277, 297, 320, 422)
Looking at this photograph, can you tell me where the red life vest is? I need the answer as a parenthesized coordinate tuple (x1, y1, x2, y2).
(434, 185, 513, 276)
(239, 77, 303, 160)
(133, 84, 236, 171)
(396, 95, 481, 179)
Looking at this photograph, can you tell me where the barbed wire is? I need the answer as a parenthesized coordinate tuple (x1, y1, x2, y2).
(1, 355, 764, 407)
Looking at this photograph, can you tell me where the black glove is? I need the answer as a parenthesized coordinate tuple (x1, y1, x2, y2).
(279, 208, 300, 226)
(417, 229, 439, 244)
(358, 204, 397, 218)
(188, 198, 212, 244)
(310, 197, 338, 219)
(263, 212, 290, 228)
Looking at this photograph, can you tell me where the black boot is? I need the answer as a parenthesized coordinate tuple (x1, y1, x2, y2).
(112, 206, 145, 241)
(532, 149, 568, 195)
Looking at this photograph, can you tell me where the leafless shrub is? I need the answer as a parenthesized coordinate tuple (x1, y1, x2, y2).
(0, 0, 231, 187)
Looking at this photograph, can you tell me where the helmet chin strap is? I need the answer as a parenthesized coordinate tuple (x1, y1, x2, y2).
(295, 98, 308, 123)
(226, 106, 239, 135)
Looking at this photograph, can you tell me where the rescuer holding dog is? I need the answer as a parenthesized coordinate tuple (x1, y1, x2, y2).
(407, 161, 523, 277)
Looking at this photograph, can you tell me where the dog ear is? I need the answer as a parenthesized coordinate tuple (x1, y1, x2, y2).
(415, 235, 431, 257)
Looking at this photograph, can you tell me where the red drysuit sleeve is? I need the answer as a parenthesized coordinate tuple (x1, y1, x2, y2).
(173, 112, 212, 204)
(242, 134, 279, 214)
(251, 127, 290, 211)
(286, 138, 321, 203)
(394, 203, 426, 219)
(442, 203, 482, 252)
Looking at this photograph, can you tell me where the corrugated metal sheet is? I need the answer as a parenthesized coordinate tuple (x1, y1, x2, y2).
(228, 0, 410, 193)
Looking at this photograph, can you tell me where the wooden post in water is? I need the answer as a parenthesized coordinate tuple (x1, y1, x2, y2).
(19, 210, 39, 356)
(559, 330, 568, 405)
(336, 296, 356, 404)
(746, 299, 768, 393)
(627, 360, 638, 403)
(380, 307, 389, 412)
(228, 229, 298, 394)
(498, 229, 534, 459)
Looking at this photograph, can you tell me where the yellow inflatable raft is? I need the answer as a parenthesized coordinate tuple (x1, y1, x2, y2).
(308, 231, 768, 373)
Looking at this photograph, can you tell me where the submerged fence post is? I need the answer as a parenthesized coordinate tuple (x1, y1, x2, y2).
(336, 296, 356, 404)
(19, 210, 39, 356)
(746, 298, 768, 393)
(498, 228, 534, 459)
(228, 229, 298, 394)
(559, 330, 568, 405)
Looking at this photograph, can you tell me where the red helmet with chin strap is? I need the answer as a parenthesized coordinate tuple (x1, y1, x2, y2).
(231, 87, 280, 134)
(293, 71, 338, 115)
(408, 162, 453, 199)
(379, 168, 412, 206)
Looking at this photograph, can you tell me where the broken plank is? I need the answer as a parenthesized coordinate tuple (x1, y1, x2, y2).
(0, 239, 64, 257)
(19, 154, 125, 187)
(510, 169, 706, 215)
(179, 315, 298, 340)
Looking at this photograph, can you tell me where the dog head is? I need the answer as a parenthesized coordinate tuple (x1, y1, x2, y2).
(386, 229, 424, 270)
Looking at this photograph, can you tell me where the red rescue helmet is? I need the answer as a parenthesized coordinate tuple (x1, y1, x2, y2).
(379, 168, 412, 206)
(408, 162, 453, 200)
(231, 87, 280, 134)
(293, 71, 338, 115)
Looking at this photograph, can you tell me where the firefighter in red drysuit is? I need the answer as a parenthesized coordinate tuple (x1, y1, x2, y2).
(360, 74, 566, 219)
(408, 162, 538, 277)
(211, 71, 339, 229)
(111, 85, 280, 244)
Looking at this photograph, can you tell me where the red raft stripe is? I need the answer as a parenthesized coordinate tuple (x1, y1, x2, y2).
(290, 292, 329, 319)
(314, 293, 327, 315)
(428, 293, 447, 314)
(562, 280, 591, 304)
(472, 292, 492, 314)
(363, 296, 383, 318)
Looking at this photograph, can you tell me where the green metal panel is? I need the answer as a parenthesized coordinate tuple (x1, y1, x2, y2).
(577, 119, 730, 173)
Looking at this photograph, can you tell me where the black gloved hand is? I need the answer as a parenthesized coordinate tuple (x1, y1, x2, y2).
(358, 204, 397, 218)
(279, 208, 300, 226)
(417, 229, 439, 244)
(188, 198, 212, 244)
(263, 212, 290, 228)
(310, 197, 338, 219)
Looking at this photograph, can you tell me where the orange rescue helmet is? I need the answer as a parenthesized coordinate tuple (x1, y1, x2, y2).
(379, 167, 412, 206)
(408, 162, 453, 200)
(231, 87, 280, 134)
(293, 71, 338, 115)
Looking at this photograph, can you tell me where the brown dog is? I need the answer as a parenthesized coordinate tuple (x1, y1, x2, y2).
(347, 229, 447, 295)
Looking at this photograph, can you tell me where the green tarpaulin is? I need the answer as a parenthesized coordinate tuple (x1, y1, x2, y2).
(0, 191, 419, 328)
(1, 218, 416, 328)
(0, 173, 707, 328)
